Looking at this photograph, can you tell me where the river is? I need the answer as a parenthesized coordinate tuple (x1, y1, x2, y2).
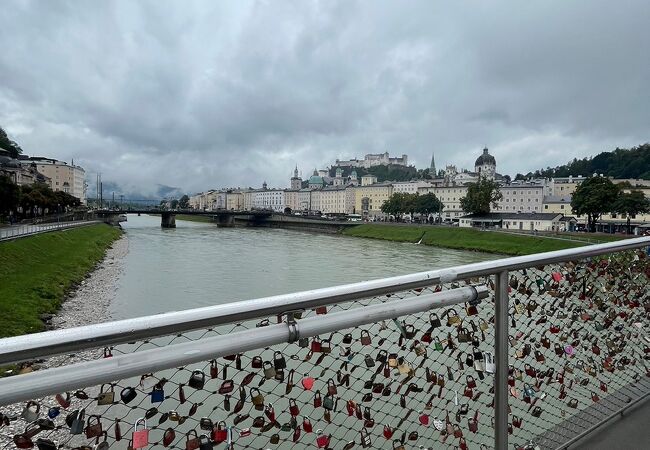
(110, 214, 496, 319)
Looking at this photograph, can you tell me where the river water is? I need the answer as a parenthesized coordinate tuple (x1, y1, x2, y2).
(110, 215, 496, 319)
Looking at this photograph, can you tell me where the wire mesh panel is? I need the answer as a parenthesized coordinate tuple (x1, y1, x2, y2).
(505, 249, 650, 450)
(0, 245, 649, 450)
(0, 281, 497, 450)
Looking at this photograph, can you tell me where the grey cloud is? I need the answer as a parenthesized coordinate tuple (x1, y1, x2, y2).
(0, 0, 648, 196)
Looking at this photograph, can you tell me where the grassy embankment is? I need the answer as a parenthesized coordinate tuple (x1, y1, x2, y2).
(342, 224, 592, 256)
(0, 224, 121, 338)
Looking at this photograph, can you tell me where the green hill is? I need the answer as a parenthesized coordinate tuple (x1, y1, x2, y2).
(518, 143, 650, 181)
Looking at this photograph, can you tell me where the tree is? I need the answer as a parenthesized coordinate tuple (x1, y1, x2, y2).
(0, 175, 20, 217)
(460, 178, 503, 215)
(613, 190, 649, 234)
(571, 176, 620, 232)
(178, 194, 190, 209)
(170, 199, 179, 209)
(0, 127, 22, 159)
(414, 193, 443, 215)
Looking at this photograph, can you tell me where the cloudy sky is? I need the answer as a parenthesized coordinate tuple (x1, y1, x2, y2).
(1, 0, 648, 198)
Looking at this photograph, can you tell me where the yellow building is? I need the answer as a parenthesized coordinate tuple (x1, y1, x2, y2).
(542, 196, 574, 216)
(317, 186, 353, 214)
(284, 190, 301, 212)
(354, 183, 393, 217)
(26, 157, 86, 204)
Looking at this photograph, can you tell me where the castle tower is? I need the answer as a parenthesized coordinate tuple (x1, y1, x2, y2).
(290, 165, 302, 189)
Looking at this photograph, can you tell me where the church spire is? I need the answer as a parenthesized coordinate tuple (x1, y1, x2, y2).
(430, 152, 436, 176)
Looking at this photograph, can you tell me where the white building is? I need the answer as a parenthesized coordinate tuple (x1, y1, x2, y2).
(494, 184, 545, 213)
(252, 189, 286, 212)
(392, 181, 433, 194)
(459, 212, 567, 232)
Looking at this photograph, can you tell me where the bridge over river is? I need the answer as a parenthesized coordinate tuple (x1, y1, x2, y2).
(96, 208, 357, 231)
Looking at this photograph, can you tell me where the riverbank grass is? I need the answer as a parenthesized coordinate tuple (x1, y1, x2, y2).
(0, 224, 121, 338)
(343, 224, 587, 255)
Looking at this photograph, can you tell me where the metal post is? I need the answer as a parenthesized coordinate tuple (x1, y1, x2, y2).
(494, 270, 509, 450)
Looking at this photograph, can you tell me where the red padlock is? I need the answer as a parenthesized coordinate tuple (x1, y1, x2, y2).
(289, 399, 300, 416)
(303, 417, 313, 433)
(383, 425, 394, 439)
(211, 421, 228, 444)
(316, 431, 330, 448)
(418, 412, 429, 426)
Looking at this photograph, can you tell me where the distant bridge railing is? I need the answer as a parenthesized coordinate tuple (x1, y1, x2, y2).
(0, 220, 101, 242)
(0, 238, 649, 449)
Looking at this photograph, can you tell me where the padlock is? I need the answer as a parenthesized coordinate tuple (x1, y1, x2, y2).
(251, 355, 263, 369)
(466, 302, 478, 316)
(327, 378, 337, 395)
(85, 414, 103, 438)
(97, 384, 115, 406)
(264, 361, 276, 379)
(388, 353, 398, 367)
(316, 430, 330, 448)
(393, 440, 406, 450)
(397, 358, 411, 375)
(289, 398, 300, 416)
(150, 384, 165, 403)
(70, 409, 86, 435)
(323, 394, 335, 410)
(185, 430, 201, 450)
(365, 354, 375, 368)
(188, 370, 205, 389)
(121, 387, 137, 404)
(484, 353, 496, 373)
(446, 308, 461, 326)
(55, 392, 71, 409)
(434, 337, 443, 351)
(212, 421, 228, 443)
(273, 351, 287, 370)
(21, 401, 40, 423)
(210, 360, 218, 378)
(430, 312, 442, 328)
(360, 428, 372, 448)
(300, 416, 313, 433)
(361, 330, 372, 345)
(313, 391, 322, 408)
(251, 388, 264, 406)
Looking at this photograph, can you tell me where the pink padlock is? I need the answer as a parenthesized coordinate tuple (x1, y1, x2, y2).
(316, 430, 330, 448)
(132, 418, 149, 449)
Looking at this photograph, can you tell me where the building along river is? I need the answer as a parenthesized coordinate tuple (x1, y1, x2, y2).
(110, 214, 497, 319)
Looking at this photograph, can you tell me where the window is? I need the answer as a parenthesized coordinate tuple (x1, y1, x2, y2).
(544, 205, 548, 209)
(560, 205, 564, 209)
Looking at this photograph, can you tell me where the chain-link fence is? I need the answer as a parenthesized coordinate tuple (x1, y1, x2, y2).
(0, 239, 649, 450)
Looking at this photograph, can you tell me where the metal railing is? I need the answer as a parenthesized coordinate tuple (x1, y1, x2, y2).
(0, 221, 101, 242)
(0, 237, 648, 450)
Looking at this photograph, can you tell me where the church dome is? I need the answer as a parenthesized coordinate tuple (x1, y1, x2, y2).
(309, 175, 324, 185)
(475, 148, 496, 166)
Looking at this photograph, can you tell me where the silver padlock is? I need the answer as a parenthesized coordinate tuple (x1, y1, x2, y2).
(263, 361, 276, 379)
(484, 352, 496, 374)
(21, 401, 40, 422)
